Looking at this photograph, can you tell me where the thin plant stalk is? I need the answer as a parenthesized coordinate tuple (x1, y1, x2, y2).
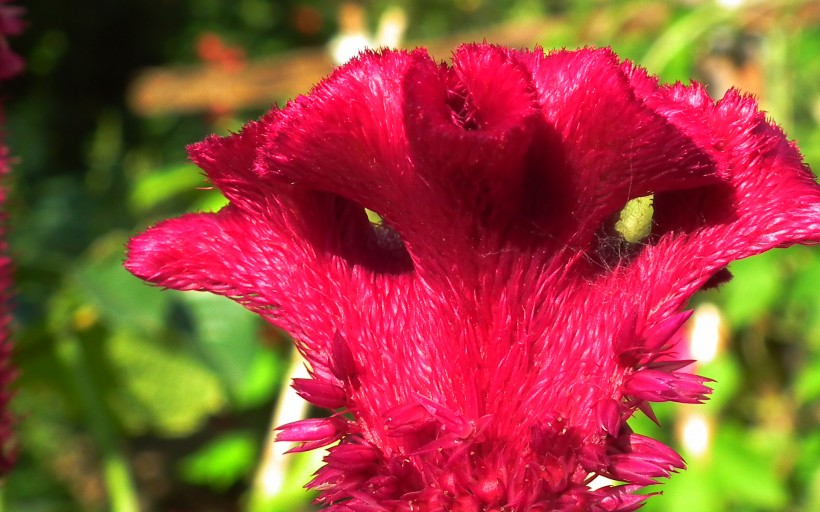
(54, 330, 140, 512)
(246, 347, 311, 512)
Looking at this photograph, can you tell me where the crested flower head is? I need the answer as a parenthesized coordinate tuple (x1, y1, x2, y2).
(126, 44, 820, 510)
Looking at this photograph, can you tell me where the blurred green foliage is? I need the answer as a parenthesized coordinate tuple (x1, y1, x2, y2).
(4, 0, 820, 510)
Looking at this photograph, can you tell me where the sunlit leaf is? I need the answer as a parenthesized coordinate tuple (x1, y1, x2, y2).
(720, 251, 783, 327)
(711, 425, 789, 510)
(73, 234, 170, 333)
(795, 354, 820, 404)
(178, 431, 257, 490)
(181, 292, 282, 408)
(130, 163, 207, 212)
(641, 454, 721, 512)
(698, 354, 742, 412)
(105, 329, 225, 436)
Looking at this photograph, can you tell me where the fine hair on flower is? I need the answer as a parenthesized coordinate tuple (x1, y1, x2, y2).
(126, 44, 820, 511)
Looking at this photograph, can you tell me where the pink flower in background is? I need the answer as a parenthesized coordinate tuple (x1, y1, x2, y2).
(0, 136, 16, 475)
(0, 0, 22, 474)
(0, 0, 23, 80)
(126, 44, 820, 510)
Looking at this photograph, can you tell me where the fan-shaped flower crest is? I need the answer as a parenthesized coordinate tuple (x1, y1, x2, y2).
(126, 44, 820, 511)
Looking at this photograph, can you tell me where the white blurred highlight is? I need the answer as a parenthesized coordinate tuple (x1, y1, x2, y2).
(689, 303, 722, 363)
(587, 475, 616, 490)
(254, 351, 311, 497)
(376, 7, 407, 49)
(330, 3, 407, 65)
(331, 34, 372, 65)
(717, 0, 744, 9)
(680, 412, 711, 457)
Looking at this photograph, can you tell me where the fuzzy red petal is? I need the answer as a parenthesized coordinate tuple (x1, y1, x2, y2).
(125, 44, 820, 511)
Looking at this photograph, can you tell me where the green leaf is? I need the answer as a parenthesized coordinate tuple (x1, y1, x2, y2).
(720, 252, 783, 328)
(129, 163, 206, 212)
(7, 381, 93, 508)
(785, 252, 820, 349)
(641, 455, 721, 512)
(794, 431, 820, 491)
(640, 3, 730, 80)
(73, 233, 170, 334)
(795, 353, 820, 404)
(178, 431, 257, 490)
(698, 354, 742, 413)
(711, 424, 789, 509)
(180, 292, 282, 408)
(105, 329, 225, 436)
(803, 465, 820, 512)
(191, 189, 229, 213)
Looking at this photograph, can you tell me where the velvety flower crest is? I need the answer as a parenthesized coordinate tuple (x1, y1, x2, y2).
(126, 44, 820, 511)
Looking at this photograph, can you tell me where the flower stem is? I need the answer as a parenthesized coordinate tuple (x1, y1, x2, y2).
(55, 331, 140, 512)
(245, 347, 311, 512)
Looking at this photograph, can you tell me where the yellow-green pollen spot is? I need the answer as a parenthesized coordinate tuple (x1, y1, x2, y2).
(614, 194, 654, 243)
(365, 208, 383, 225)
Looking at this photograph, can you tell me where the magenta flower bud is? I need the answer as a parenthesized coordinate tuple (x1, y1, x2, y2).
(625, 369, 713, 404)
(641, 309, 694, 354)
(275, 417, 347, 453)
(324, 443, 381, 471)
(292, 378, 348, 409)
(596, 484, 648, 512)
(330, 332, 359, 386)
(626, 434, 686, 470)
(383, 402, 436, 436)
(595, 399, 622, 437)
(618, 310, 693, 365)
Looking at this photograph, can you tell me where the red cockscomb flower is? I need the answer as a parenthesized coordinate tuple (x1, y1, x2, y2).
(125, 45, 820, 511)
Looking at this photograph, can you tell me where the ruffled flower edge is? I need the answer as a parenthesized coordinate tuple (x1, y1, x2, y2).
(126, 44, 820, 510)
